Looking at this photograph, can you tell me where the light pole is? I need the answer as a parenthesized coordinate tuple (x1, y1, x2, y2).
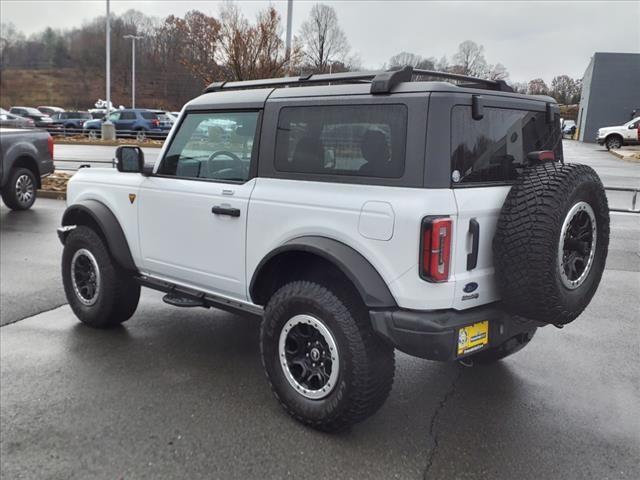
(285, 0, 293, 75)
(124, 34, 143, 108)
(102, 0, 115, 140)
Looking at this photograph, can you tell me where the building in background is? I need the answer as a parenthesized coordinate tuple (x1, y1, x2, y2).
(577, 52, 640, 143)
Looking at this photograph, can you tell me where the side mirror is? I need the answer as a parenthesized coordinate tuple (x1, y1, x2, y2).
(629, 124, 636, 129)
(115, 146, 145, 173)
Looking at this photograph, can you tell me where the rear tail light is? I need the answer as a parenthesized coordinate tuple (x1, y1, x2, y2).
(47, 135, 54, 160)
(151, 119, 159, 127)
(420, 217, 452, 282)
(527, 150, 555, 162)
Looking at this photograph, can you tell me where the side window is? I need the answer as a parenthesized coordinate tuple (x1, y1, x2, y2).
(107, 112, 121, 122)
(120, 111, 136, 120)
(274, 104, 407, 178)
(158, 111, 259, 182)
(451, 106, 562, 184)
(140, 112, 157, 120)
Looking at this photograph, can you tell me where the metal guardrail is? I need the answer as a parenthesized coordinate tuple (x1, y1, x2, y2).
(605, 186, 639, 214)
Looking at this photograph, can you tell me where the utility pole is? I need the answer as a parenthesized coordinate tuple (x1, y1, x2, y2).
(285, 0, 293, 75)
(102, 0, 115, 140)
(124, 35, 143, 108)
(106, 0, 110, 114)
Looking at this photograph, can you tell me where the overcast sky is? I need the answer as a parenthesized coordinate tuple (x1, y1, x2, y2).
(1, 1, 639, 83)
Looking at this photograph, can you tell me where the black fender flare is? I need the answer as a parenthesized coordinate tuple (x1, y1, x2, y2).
(250, 236, 397, 308)
(60, 199, 137, 272)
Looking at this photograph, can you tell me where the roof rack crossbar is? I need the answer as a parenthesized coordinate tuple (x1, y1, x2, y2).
(203, 66, 514, 94)
(203, 71, 378, 93)
(412, 69, 513, 92)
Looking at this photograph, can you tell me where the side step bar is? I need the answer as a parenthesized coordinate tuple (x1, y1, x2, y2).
(605, 186, 639, 213)
(136, 275, 263, 318)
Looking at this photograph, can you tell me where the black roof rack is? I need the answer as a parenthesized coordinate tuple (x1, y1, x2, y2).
(203, 65, 513, 95)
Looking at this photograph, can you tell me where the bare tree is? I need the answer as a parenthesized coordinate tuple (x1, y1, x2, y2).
(299, 3, 349, 73)
(452, 40, 488, 77)
(388, 51, 435, 70)
(487, 62, 509, 81)
(550, 75, 581, 104)
(528, 78, 549, 95)
(167, 11, 222, 84)
(510, 81, 528, 94)
(218, 4, 300, 81)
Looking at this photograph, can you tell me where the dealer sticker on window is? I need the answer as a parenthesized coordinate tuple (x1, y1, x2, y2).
(457, 321, 489, 356)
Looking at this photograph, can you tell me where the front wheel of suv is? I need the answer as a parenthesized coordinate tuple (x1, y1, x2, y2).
(260, 280, 395, 432)
(62, 226, 140, 328)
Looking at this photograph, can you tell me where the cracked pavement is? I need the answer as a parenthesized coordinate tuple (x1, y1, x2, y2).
(1, 141, 639, 479)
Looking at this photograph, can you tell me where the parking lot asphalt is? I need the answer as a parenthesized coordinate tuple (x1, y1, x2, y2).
(1, 141, 639, 479)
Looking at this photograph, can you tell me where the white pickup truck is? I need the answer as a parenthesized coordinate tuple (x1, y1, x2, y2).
(597, 116, 640, 150)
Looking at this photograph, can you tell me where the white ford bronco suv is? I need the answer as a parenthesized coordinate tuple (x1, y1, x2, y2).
(58, 67, 609, 432)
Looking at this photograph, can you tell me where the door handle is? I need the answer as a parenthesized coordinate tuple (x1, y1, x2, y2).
(466, 218, 480, 270)
(211, 205, 241, 217)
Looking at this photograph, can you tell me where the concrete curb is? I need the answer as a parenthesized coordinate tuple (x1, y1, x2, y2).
(38, 190, 66, 200)
(609, 149, 640, 162)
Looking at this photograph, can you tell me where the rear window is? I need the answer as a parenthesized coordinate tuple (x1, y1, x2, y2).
(275, 104, 407, 178)
(451, 106, 562, 184)
(141, 112, 158, 120)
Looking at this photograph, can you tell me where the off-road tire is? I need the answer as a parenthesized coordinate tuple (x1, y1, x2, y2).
(260, 280, 395, 432)
(471, 328, 536, 365)
(62, 226, 140, 328)
(2, 168, 37, 210)
(605, 135, 622, 150)
(493, 162, 609, 325)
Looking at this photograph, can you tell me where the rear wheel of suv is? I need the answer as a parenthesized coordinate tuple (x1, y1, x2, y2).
(260, 280, 395, 432)
(62, 226, 140, 328)
(493, 162, 609, 325)
(2, 168, 37, 210)
(605, 135, 622, 150)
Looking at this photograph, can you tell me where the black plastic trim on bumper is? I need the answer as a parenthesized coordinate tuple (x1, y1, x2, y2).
(370, 303, 541, 361)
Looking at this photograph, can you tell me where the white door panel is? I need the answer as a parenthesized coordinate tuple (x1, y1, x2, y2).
(138, 177, 255, 299)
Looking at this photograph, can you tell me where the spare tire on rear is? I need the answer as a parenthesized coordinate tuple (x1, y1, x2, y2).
(493, 162, 609, 325)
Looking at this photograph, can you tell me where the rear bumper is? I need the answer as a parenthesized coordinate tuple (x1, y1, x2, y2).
(370, 303, 541, 361)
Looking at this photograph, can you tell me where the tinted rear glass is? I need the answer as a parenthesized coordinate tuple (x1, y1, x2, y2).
(275, 104, 407, 178)
(451, 106, 562, 184)
(141, 112, 158, 120)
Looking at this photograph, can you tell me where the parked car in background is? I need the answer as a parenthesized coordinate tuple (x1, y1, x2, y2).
(597, 116, 640, 149)
(0, 127, 54, 210)
(150, 109, 176, 128)
(50, 111, 93, 130)
(0, 108, 35, 128)
(9, 107, 54, 127)
(37, 106, 65, 116)
(88, 109, 107, 120)
(83, 108, 169, 140)
(561, 119, 576, 136)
